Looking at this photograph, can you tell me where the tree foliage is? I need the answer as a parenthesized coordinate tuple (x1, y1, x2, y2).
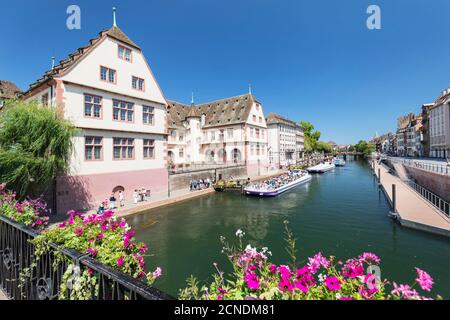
(0, 100, 77, 199)
(352, 140, 375, 157)
(299, 121, 321, 153)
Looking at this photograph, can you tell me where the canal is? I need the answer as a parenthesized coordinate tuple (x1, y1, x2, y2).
(130, 158, 450, 298)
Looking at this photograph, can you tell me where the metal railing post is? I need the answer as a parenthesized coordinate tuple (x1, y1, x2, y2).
(392, 184, 396, 213)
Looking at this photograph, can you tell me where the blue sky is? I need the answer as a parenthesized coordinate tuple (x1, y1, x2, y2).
(1, 0, 449, 144)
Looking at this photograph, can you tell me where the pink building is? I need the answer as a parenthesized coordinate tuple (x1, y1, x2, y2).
(22, 25, 168, 214)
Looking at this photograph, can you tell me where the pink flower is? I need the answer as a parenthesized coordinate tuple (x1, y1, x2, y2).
(269, 264, 277, 274)
(342, 259, 364, 278)
(96, 233, 104, 241)
(296, 266, 311, 278)
(278, 265, 291, 279)
(278, 278, 294, 293)
(152, 267, 162, 279)
(217, 294, 223, 300)
(74, 227, 83, 236)
(358, 252, 381, 264)
(244, 272, 260, 290)
(117, 257, 124, 267)
(87, 248, 97, 257)
(294, 269, 316, 293)
(138, 244, 147, 254)
(415, 268, 433, 292)
(325, 276, 341, 291)
(58, 222, 66, 229)
(218, 288, 227, 295)
(391, 283, 419, 299)
(307, 252, 329, 274)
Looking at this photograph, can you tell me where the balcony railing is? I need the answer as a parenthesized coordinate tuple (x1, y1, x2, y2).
(0, 215, 173, 300)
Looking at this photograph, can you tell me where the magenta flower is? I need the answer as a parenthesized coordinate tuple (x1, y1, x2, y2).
(58, 222, 66, 229)
(342, 259, 364, 278)
(244, 272, 260, 290)
(358, 252, 381, 264)
(278, 278, 294, 293)
(391, 283, 419, 299)
(415, 268, 433, 292)
(325, 276, 341, 291)
(269, 264, 277, 274)
(74, 227, 83, 236)
(117, 257, 124, 267)
(96, 233, 104, 241)
(87, 248, 97, 257)
(296, 266, 311, 278)
(307, 252, 329, 274)
(278, 265, 291, 279)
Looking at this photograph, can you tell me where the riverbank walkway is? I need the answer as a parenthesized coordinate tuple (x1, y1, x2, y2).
(115, 170, 287, 218)
(373, 161, 450, 237)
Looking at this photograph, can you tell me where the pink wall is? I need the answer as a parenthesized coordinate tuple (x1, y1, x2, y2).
(56, 168, 168, 214)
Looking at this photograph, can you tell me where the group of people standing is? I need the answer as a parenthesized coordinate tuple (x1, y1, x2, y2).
(97, 188, 150, 215)
(189, 177, 213, 191)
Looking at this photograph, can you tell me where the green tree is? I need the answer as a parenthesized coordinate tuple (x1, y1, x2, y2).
(353, 140, 375, 157)
(300, 121, 321, 153)
(316, 141, 333, 154)
(0, 100, 77, 199)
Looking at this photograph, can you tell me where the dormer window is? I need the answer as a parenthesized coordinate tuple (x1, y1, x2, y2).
(118, 45, 132, 62)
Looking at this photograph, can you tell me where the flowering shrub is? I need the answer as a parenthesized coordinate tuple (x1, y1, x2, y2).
(0, 183, 49, 229)
(180, 223, 441, 300)
(31, 210, 162, 290)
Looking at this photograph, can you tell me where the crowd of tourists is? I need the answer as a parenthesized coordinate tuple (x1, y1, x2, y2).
(97, 188, 151, 214)
(247, 170, 306, 191)
(190, 177, 214, 191)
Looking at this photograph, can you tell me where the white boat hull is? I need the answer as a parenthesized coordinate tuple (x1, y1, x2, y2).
(244, 174, 312, 197)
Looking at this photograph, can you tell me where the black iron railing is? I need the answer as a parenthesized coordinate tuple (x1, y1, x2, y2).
(0, 215, 173, 300)
(407, 182, 450, 218)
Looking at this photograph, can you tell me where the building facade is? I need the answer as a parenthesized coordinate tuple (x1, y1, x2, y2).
(266, 113, 304, 168)
(22, 26, 169, 213)
(0, 80, 21, 110)
(429, 89, 450, 158)
(166, 94, 269, 176)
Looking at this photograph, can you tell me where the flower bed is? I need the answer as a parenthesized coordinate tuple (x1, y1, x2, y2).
(180, 224, 441, 300)
(0, 183, 162, 299)
(0, 183, 49, 229)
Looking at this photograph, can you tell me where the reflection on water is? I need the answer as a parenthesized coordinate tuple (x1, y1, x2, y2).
(131, 159, 450, 297)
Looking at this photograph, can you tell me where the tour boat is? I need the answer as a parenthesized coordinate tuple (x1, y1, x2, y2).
(332, 158, 346, 167)
(307, 163, 335, 173)
(243, 171, 312, 197)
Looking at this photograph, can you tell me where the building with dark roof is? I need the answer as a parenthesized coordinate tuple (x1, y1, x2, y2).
(165, 93, 269, 175)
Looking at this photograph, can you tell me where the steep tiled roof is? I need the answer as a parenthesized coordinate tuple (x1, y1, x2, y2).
(186, 105, 201, 118)
(266, 112, 297, 127)
(433, 88, 450, 108)
(24, 26, 140, 94)
(167, 93, 256, 129)
(0, 80, 21, 99)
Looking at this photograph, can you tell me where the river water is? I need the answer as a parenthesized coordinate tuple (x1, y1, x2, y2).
(130, 158, 450, 298)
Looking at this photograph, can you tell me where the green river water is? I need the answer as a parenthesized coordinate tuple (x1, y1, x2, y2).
(130, 158, 450, 298)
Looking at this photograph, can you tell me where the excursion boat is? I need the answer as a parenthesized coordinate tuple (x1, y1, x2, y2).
(332, 158, 346, 167)
(243, 171, 312, 197)
(307, 163, 335, 173)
